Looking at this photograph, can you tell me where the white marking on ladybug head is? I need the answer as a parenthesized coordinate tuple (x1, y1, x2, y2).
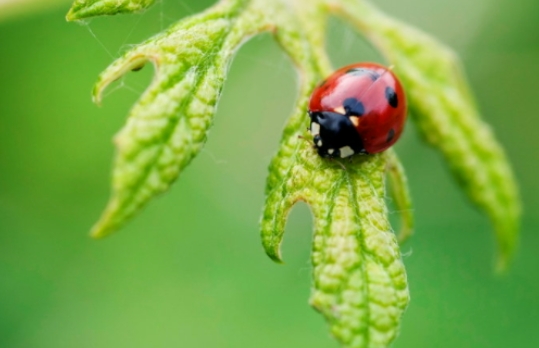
(328, 148, 334, 155)
(310, 122, 320, 136)
(317, 139, 323, 147)
(334, 106, 346, 115)
(349, 116, 360, 127)
(339, 146, 354, 158)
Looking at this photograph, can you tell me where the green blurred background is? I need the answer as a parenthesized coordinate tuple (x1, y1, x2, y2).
(0, 0, 538, 347)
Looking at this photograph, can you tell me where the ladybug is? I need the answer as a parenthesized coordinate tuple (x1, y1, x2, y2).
(308, 62, 407, 158)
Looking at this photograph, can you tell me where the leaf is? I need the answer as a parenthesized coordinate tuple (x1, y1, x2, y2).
(262, 145, 410, 348)
(89, 0, 271, 237)
(386, 149, 414, 243)
(309, 155, 409, 347)
(332, 0, 521, 270)
(66, 0, 156, 21)
(262, 2, 409, 347)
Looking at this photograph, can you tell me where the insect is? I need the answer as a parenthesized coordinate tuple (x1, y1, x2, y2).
(308, 62, 407, 158)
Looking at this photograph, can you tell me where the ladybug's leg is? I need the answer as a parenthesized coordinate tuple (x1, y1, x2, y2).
(327, 157, 348, 171)
(336, 159, 348, 171)
(297, 134, 317, 150)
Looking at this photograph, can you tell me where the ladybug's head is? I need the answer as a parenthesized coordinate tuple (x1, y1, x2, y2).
(308, 111, 366, 158)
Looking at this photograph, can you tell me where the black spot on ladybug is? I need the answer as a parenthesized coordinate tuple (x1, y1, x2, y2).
(343, 98, 365, 116)
(385, 87, 398, 108)
(387, 129, 395, 143)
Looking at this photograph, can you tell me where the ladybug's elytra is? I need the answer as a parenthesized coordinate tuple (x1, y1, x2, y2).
(308, 62, 407, 158)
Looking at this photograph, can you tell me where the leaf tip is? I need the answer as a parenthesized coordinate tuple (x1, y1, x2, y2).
(65, 2, 91, 22)
(262, 234, 285, 264)
(92, 54, 152, 106)
(90, 218, 116, 239)
(264, 244, 284, 264)
(92, 83, 104, 106)
(268, 254, 285, 264)
(89, 198, 124, 239)
(65, 10, 77, 22)
(494, 241, 516, 274)
(493, 214, 520, 272)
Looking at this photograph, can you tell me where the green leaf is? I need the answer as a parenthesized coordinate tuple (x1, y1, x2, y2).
(66, 0, 156, 21)
(262, 144, 410, 348)
(386, 149, 414, 243)
(310, 155, 409, 347)
(333, 0, 521, 270)
(261, 2, 409, 347)
(90, 0, 270, 237)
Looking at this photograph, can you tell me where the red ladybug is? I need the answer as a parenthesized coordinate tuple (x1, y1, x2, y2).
(308, 62, 407, 158)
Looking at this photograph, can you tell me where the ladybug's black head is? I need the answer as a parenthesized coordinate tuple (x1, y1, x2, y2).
(308, 111, 365, 158)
